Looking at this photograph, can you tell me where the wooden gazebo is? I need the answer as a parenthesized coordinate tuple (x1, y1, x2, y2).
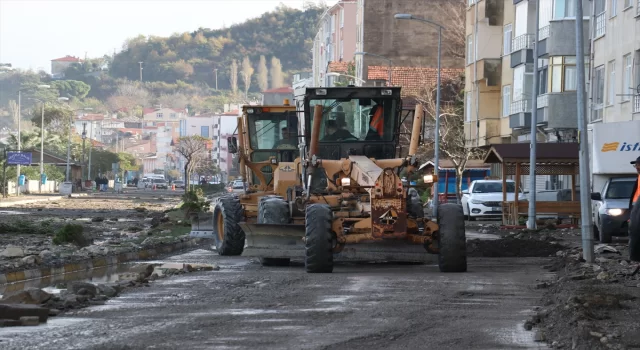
(483, 143, 580, 226)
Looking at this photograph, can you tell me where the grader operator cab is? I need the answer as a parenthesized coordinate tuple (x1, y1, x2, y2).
(239, 87, 467, 273)
(190, 100, 302, 261)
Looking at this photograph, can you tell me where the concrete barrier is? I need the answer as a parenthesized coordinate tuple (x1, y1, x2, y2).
(0, 238, 206, 288)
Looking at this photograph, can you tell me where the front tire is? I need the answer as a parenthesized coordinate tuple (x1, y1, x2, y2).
(213, 196, 245, 256)
(304, 204, 334, 273)
(437, 203, 467, 272)
(258, 198, 291, 267)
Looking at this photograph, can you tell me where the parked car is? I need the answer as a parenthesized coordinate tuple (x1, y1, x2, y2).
(591, 176, 635, 243)
(227, 179, 245, 194)
(152, 178, 168, 189)
(173, 180, 185, 189)
(461, 180, 525, 221)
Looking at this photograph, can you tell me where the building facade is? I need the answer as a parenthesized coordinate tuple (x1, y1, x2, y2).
(354, 0, 465, 86)
(312, 0, 358, 87)
(51, 55, 81, 78)
(465, 0, 593, 148)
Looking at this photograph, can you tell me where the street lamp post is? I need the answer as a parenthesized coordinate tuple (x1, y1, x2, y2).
(16, 85, 50, 196)
(354, 52, 393, 86)
(82, 123, 87, 180)
(395, 13, 445, 216)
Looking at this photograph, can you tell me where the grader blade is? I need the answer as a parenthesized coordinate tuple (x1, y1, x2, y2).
(240, 222, 436, 263)
(240, 223, 306, 259)
(190, 212, 216, 239)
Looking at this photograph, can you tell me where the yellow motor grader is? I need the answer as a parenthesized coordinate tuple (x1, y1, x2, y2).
(235, 86, 467, 273)
(190, 100, 304, 266)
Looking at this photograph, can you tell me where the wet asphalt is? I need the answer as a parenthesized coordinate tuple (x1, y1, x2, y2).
(0, 248, 552, 350)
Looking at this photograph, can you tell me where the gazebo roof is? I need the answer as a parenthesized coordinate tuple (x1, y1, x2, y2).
(484, 143, 579, 164)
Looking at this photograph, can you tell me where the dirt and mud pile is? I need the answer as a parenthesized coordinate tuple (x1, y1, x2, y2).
(467, 228, 572, 258)
(525, 244, 640, 349)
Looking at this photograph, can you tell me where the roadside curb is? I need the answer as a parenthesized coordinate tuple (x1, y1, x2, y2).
(0, 193, 88, 208)
(0, 238, 207, 288)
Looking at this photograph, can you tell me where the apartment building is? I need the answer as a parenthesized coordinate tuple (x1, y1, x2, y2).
(465, 0, 591, 147)
(354, 0, 464, 86)
(312, 0, 358, 86)
(589, 0, 640, 124)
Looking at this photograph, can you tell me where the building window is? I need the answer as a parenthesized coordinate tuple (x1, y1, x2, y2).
(465, 93, 472, 122)
(624, 0, 631, 8)
(503, 24, 512, 55)
(608, 60, 616, 105)
(156, 113, 163, 118)
(502, 85, 511, 116)
(340, 8, 344, 28)
(538, 60, 549, 95)
(553, 0, 577, 18)
(340, 39, 344, 59)
(623, 54, 632, 101)
(201, 126, 210, 138)
(609, 0, 617, 17)
(594, 0, 606, 37)
(549, 56, 579, 92)
(170, 113, 177, 118)
(466, 35, 474, 65)
(592, 65, 605, 122)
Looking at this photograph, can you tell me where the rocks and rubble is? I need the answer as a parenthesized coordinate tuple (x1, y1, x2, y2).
(523, 243, 640, 350)
(0, 262, 218, 327)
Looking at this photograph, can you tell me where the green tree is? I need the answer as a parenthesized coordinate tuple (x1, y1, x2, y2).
(51, 80, 91, 99)
(30, 104, 74, 133)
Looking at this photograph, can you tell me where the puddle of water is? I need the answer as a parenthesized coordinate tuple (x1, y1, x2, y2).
(245, 318, 293, 323)
(490, 322, 548, 349)
(0, 210, 28, 215)
(466, 231, 501, 240)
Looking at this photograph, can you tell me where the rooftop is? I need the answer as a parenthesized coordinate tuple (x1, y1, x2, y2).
(367, 66, 464, 97)
(263, 87, 293, 94)
(51, 55, 82, 62)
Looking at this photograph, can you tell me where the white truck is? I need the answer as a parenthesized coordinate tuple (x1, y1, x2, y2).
(590, 121, 640, 242)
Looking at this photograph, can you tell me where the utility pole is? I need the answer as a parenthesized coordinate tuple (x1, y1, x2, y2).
(88, 122, 93, 181)
(82, 123, 87, 179)
(138, 62, 143, 81)
(39, 102, 45, 194)
(576, 0, 594, 262)
(16, 91, 21, 196)
(527, 0, 541, 230)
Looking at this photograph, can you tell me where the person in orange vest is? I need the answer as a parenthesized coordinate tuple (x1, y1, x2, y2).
(628, 156, 640, 261)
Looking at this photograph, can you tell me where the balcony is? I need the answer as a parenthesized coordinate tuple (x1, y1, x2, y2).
(538, 92, 581, 128)
(474, 58, 502, 86)
(473, 0, 504, 26)
(537, 94, 549, 108)
(537, 19, 590, 57)
(510, 99, 530, 114)
(634, 96, 640, 114)
(510, 34, 534, 68)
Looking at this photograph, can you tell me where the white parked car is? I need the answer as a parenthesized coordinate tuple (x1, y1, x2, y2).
(461, 180, 525, 221)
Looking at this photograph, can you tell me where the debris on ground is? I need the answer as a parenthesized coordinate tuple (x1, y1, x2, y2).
(0, 262, 219, 327)
(525, 244, 640, 350)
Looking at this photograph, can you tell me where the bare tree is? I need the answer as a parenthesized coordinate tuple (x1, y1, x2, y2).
(433, 0, 466, 62)
(107, 82, 150, 116)
(229, 60, 239, 95)
(155, 93, 189, 109)
(414, 74, 484, 201)
(257, 55, 268, 91)
(241, 56, 254, 98)
(269, 56, 284, 88)
(175, 135, 209, 191)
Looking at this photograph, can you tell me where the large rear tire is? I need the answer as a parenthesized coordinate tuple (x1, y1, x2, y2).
(258, 198, 291, 267)
(213, 196, 245, 256)
(304, 204, 334, 273)
(437, 203, 467, 272)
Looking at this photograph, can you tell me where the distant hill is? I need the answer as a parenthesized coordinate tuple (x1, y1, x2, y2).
(109, 4, 325, 91)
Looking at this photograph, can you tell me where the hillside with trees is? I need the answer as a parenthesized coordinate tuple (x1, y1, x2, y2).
(109, 4, 323, 91)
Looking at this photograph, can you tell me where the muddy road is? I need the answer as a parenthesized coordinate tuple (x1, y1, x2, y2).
(0, 248, 552, 350)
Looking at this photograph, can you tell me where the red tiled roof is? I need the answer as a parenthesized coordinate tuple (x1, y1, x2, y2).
(367, 66, 464, 97)
(51, 55, 82, 62)
(328, 61, 350, 74)
(263, 87, 293, 93)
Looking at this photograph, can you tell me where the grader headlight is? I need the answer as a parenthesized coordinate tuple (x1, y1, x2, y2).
(423, 174, 438, 184)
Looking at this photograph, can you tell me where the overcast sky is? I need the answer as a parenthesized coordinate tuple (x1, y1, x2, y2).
(0, 0, 314, 72)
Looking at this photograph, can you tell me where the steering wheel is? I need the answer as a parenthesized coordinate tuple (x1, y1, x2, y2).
(276, 144, 297, 150)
